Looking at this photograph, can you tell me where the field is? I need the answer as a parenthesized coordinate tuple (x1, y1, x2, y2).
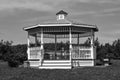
(0, 60, 120, 80)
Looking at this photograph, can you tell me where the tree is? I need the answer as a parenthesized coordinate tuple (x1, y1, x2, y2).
(112, 39, 120, 59)
(0, 40, 13, 61)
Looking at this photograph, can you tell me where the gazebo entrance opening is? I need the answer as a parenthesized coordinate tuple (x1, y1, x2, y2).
(44, 37, 70, 60)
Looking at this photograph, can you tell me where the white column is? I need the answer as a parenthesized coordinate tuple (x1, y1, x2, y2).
(91, 30, 94, 59)
(27, 33, 30, 60)
(69, 27, 72, 62)
(41, 29, 43, 50)
(39, 28, 44, 66)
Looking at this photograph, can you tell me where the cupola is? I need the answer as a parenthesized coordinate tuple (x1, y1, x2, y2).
(56, 10, 68, 20)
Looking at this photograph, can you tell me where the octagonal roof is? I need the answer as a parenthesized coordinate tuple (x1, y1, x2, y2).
(24, 10, 98, 32)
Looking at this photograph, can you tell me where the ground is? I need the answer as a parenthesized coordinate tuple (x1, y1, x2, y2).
(0, 60, 120, 80)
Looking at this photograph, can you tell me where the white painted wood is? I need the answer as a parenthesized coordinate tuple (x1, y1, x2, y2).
(39, 28, 44, 66)
(57, 14, 65, 20)
(40, 60, 71, 69)
(29, 60, 71, 69)
(69, 27, 72, 64)
(91, 30, 94, 59)
(79, 48, 91, 50)
(29, 47, 41, 59)
(72, 60, 94, 67)
(42, 63, 71, 66)
(29, 61, 40, 67)
(39, 66, 71, 69)
(72, 46, 92, 59)
(27, 34, 30, 59)
(23, 23, 96, 30)
(24, 24, 72, 30)
(41, 28, 43, 50)
(43, 60, 71, 62)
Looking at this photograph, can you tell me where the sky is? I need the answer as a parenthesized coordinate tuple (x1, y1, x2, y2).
(0, 0, 120, 45)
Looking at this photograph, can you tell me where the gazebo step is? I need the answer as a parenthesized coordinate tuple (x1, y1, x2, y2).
(29, 61, 40, 67)
(28, 60, 72, 69)
(39, 66, 71, 69)
(39, 60, 71, 69)
(43, 60, 71, 64)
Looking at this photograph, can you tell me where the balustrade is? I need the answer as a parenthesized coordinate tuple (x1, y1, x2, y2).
(29, 47, 41, 59)
(72, 46, 92, 59)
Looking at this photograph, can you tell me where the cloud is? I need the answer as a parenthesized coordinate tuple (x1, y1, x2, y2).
(84, 0, 120, 4)
(0, 0, 119, 12)
(103, 8, 120, 13)
(0, 0, 55, 11)
(94, 7, 120, 17)
(97, 0, 120, 4)
(71, 11, 97, 17)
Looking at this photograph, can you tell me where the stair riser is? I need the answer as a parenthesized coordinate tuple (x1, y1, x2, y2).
(29, 61, 71, 67)
(39, 67, 71, 69)
(42, 64, 71, 66)
(29, 61, 39, 67)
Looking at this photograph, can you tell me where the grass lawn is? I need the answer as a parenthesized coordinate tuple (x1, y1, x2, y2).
(0, 60, 120, 80)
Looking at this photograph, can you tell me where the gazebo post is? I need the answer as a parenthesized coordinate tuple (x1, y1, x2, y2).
(41, 28, 43, 50)
(91, 30, 94, 59)
(40, 28, 44, 64)
(27, 33, 30, 60)
(69, 27, 72, 63)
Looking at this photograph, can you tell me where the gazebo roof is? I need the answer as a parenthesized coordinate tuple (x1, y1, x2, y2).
(56, 10, 68, 16)
(24, 19, 98, 31)
(24, 10, 98, 32)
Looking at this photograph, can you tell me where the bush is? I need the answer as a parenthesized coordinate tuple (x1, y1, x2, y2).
(96, 59, 104, 66)
(7, 52, 27, 67)
(7, 44, 27, 67)
(8, 60, 20, 67)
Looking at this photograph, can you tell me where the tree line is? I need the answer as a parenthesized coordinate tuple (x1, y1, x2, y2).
(0, 38, 120, 67)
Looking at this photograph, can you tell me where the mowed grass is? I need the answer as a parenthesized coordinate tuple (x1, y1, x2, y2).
(0, 60, 120, 80)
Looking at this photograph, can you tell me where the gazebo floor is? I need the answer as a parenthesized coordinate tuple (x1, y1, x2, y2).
(39, 60, 71, 69)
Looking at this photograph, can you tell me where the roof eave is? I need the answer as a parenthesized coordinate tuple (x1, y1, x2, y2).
(72, 24, 98, 32)
(23, 23, 72, 31)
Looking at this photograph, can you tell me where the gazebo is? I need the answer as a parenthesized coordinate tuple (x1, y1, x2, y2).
(23, 10, 98, 69)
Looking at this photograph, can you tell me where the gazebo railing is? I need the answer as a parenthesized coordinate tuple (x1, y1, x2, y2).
(28, 45, 95, 60)
(29, 47, 41, 59)
(72, 46, 92, 59)
(28, 47, 70, 60)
